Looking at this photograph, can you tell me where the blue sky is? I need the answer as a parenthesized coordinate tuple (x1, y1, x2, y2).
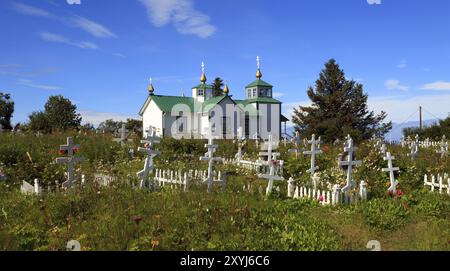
(1, 0, 450, 131)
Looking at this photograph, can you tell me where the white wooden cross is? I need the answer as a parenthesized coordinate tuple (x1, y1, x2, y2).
(258, 135, 284, 195)
(136, 127, 160, 189)
(119, 123, 128, 146)
(235, 127, 246, 161)
(437, 135, 448, 158)
(303, 134, 323, 175)
(288, 131, 302, 158)
(338, 137, 362, 193)
(380, 143, 387, 156)
(200, 129, 223, 192)
(56, 137, 83, 189)
(382, 152, 400, 193)
(408, 135, 419, 160)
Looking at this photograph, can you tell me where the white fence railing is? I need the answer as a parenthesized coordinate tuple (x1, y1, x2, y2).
(424, 174, 450, 195)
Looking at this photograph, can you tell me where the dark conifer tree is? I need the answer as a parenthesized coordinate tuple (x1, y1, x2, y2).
(292, 59, 391, 142)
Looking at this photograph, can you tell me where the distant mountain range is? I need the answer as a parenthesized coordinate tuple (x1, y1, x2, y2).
(283, 119, 439, 142)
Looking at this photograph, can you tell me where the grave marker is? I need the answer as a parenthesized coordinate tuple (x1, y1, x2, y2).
(258, 135, 284, 195)
(200, 128, 224, 192)
(382, 152, 400, 193)
(55, 137, 83, 189)
(136, 127, 160, 189)
(288, 132, 302, 158)
(338, 137, 362, 193)
(303, 134, 323, 175)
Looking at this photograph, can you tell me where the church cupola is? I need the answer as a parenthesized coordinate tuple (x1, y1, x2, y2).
(192, 62, 214, 102)
(245, 56, 273, 99)
(223, 83, 230, 96)
(148, 77, 155, 96)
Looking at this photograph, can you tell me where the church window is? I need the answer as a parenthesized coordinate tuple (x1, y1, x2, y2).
(252, 88, 257, 97)
(247, 89, 252, 98)
(245, 113, 250, 136)
(198, 89, 204, 96)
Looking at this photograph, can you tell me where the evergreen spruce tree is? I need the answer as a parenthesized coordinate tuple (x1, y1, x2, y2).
(0, 92, 14, 130)
(213, 77, 224, 96)
(292, 59, 391, 143)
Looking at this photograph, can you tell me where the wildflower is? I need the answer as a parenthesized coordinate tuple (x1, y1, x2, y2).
(151, 240, 159, 249)
(318, 195, 324, 202)
(58, 149, 66, 155)
(133, 216, 143, 225)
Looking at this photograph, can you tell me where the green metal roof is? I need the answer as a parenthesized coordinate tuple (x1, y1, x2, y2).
(193, 83, 214, 89)
(243, 97, 281, 104)
(201, 95, 229, 113)
(245, 79, 273, 88)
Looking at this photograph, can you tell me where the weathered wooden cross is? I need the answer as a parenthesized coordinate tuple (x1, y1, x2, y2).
(119, 123, 128, 146)
(288, 131, 302, 158)
(338, 137, 362, 193)
(303, 134, 323, 175)
(200, 129, 223, 192)
(235, 127, 246, 161)
(258, 135, 284, 195)
(56, 137, 83, 189)
(382, 152, 400, 193)
(437, 135, 448, 158)
(408, 134, 419, 160)
(136, 127, 160, 189)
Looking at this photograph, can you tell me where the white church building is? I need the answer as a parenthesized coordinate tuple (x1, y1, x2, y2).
(139, 58, 288, 140)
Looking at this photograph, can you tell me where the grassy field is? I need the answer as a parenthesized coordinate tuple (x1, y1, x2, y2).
(0, 132, 449, 251)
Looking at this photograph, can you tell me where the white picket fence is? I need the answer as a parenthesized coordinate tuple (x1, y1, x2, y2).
(153, 168, 225, 190)
(423, 174, 450, 195)
(287, 178, 368, 205)
(224, 158, 261, 172)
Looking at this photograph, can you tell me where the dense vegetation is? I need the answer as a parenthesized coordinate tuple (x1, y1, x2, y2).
(403, 116, 450, 140)
(0, 132, 449, 251)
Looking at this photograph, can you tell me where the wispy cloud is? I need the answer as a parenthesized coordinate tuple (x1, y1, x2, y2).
(13, 2, 117, 39)
(113, 53, 127, 58)
(70, 15, 117, 39)
(79, 110, 138, 126)
(369, 94, 450, 123)
(385, 79, 409, 91)
(421, 81, 450, 91)
(139, 0, 216, 38)
(273, 92, 285, 98)
(17, 78, 61, 90)
(38, 31, 99, 49)
(12, 2, 54, 18)
(397, 59, 407, 69)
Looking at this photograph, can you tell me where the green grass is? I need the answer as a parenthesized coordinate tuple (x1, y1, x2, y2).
(0, 132, 449, 251)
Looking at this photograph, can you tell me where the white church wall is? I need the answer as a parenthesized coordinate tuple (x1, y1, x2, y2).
(143, 100, 163, 137)
(258, 103, 280, 141)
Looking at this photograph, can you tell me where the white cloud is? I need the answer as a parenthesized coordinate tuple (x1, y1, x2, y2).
(421, 81, 450, 91)
(38, 31, 98, 49)
(385, 79, 409, 91)
(17, 78, 61, 91)
(67, 0, 81, 5)
(12, 2, 54, 18)
(367, 0, 381, 4)
(13, 3, 117, 39)
(79, 110, 138, 126)
(397, 59, 407, 69)
(139, 0, 216, 38)
(113, 53, 127, 58)
(70, 16, 117, 39)
(369, 94, 450, 123)
(272, 92, 285, 98)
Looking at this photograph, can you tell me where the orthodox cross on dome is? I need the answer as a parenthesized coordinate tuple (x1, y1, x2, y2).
(382, 152, 400, 193)
(338, 137, 362, 193)
(256, 56, 262, 79)
(148, 77, 154, 95)
(200, 61, 207, 83)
